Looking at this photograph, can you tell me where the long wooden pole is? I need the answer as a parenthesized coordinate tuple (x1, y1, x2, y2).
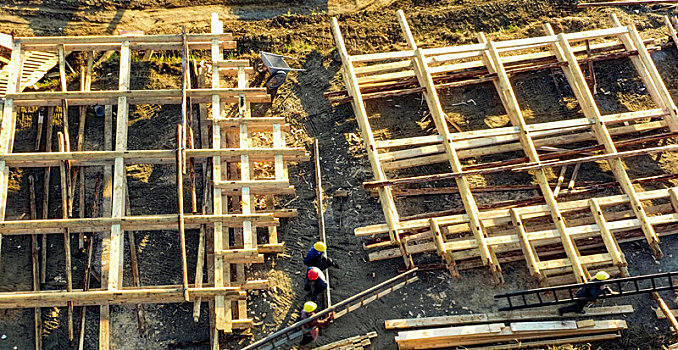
(77, 176, 99, 350)
(28, 176, 43, 350)
(41, 106, 55, 284)
(57, 132, 74, 344)
(579, 0, 678, 6)
(177, 125, 190, 301)
(313, 139, 331, 307)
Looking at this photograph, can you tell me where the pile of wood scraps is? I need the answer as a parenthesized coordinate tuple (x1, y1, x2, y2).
(313, 332, 377, 350)
(387, 306, 633, 349)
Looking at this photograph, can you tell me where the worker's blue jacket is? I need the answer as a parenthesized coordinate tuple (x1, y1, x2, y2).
(303, 247, 324, 266)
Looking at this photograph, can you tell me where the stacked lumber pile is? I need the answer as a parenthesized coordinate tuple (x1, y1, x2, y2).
(386, 306, 633, 349)
(394, 320, 626, 349)
(314, 331, 378, 350)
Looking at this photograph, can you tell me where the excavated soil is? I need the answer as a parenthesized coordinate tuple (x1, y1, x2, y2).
(0, 0, 678, 349)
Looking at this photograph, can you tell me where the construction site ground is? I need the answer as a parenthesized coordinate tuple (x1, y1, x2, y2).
(1, 0, 678, 349)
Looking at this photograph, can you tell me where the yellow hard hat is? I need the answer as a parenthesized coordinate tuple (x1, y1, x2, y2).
(595, 271, 610, 281)
(303, 301, 317, 313)
(314, 242, 327, 252)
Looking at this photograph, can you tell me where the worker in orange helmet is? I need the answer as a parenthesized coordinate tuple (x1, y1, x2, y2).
(558, 271, 618, 315)
(299, 301, 334, 348)
(304, 266, 328, 302)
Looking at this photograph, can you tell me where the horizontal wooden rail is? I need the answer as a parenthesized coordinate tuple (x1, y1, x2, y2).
(0, 148, 309, 167)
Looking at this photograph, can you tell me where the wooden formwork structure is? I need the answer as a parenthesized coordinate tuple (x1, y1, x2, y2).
(330, 11, 678, 286)
(0, 13, 308, 350)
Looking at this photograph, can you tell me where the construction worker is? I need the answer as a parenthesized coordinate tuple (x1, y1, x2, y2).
(304, 266, 328, 302)
(303, 241, 339, 270)
(558, 271, 618, 315)
(299, 301, 335, 347)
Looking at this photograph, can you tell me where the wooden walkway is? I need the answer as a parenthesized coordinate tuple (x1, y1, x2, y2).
(0, 50, 58, 98)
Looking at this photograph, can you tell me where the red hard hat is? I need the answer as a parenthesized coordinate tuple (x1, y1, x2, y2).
(307, 268, 320, 281)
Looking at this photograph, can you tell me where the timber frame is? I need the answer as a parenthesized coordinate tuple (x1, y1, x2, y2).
(0, 13, 309, 350)
(330, 11, 678, 286)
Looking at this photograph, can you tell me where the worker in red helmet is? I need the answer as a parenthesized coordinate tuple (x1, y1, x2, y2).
(299, 301, 335, 348)
(304, 267, 328, 302)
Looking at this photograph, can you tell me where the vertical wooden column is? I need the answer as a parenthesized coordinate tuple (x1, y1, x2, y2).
(544, 24, 661, 257)
(330, 17, 411, 268)
(209, 12, 232, 343)
(482, 40, 588, 283)
(100, 39, 131, 350)
(0, 40, 22, 276)
(397, 10, 502, 282)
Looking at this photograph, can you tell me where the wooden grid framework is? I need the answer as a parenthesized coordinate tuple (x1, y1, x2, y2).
(0, 14, 308, 350)
(330, 11, 678, 286)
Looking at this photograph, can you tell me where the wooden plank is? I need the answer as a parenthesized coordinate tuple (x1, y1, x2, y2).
(510, 209, 543, 282)
(385, 305, 634, 330)
(210, 13, 231, 335)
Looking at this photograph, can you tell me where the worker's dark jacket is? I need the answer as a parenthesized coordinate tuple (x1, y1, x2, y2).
(303, 248, 324, 266)
(577, 279, 614, 301)
(304, 268, 328, 301)
(300, 310, 332, 341)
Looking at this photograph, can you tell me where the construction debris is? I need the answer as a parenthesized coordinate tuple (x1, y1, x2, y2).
(313, 332, 378, 350)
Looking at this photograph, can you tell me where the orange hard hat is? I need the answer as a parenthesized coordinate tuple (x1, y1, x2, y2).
(307, 267, 320, 281)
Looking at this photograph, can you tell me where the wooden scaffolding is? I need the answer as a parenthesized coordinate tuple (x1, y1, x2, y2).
(0, 13, 308, 350)
(330, 11, 678, 286)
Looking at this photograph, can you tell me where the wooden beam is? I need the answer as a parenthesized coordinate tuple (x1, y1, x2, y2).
(57, 132, 74, 343)
(0, 286, 247, 308)
(0, 148, 309, 167)
(8, 88, 271, 107)
(397, 10, 502, 283)
(210, 13, 231, 336)
(385, 305, 634, 330)
(330, 17, 404, 259)
(483, 38, 587, 283)
(0, 40, 23, 279)
(547, 26, 661, 257)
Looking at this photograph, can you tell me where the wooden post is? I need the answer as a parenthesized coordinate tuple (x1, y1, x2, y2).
(210, 12, 231, 339)
(41, 106, 55, 284)
(76, 177, 99, 350)
(57, 132, 74, 344)
(28, 176, 43, 350)
(177, 125, 190, 301)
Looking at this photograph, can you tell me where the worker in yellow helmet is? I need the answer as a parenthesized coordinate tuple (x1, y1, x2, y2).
(558, 271, 618, 315)
(299, 301, 335, 348)
(303, 241, 339, 270)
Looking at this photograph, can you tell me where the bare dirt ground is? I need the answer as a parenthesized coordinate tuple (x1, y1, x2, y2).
(0, 0, 678, 349)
